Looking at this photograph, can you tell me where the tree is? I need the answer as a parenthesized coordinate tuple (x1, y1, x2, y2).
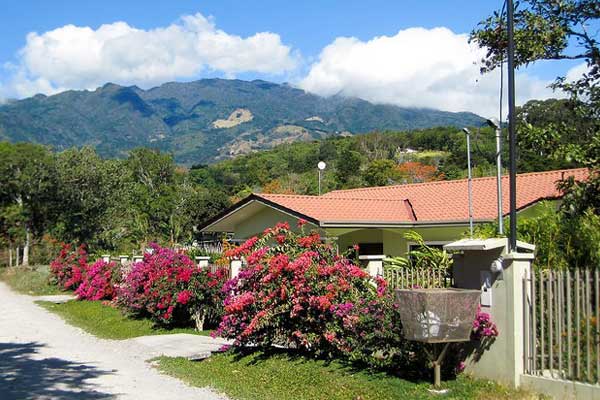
(396, 161, 443, 184)
(54, 147, 122, 246)
(363, 159, 397, 186)
(335, 147, 363, 186)
(471, 0, 600, 215)
(0, 143, 58, 265)
(471, 1, 599, 74)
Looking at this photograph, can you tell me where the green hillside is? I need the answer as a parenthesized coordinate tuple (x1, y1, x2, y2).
(0, 79, 484, 165)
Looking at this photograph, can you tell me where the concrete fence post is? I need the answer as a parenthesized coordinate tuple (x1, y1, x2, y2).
(230, 258, 242, 278)
(358, 255, 385, 277)
(119, 255, 129, 265)
(196, 256, 210, 269)
(445, 238, 534, 388)
(101, 254, 110, 263)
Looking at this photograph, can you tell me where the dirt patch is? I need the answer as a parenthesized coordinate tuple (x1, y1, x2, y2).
(212, 108, 253, 129)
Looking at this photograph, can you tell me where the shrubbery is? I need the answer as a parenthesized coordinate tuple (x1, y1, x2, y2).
(48, 223, 496, 378)
(215, 221, 412, 368)
(75, 259, 119, 301)
(116, 244, 228, 329)
(50, 243, 88, 290)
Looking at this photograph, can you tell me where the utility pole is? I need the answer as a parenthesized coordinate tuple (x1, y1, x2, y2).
(507, 0, 518, 251)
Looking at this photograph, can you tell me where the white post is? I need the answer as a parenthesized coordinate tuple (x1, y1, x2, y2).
(132, 255, 143, 263)
(101, 254, 111, 263)
(230, 258, 242, 279)
(358, 255, 385, 277)
(119, 255, 129, 265)
(196, 256, 210, 269)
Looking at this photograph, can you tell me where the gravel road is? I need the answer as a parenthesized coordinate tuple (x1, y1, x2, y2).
(0, 282, 228, 400)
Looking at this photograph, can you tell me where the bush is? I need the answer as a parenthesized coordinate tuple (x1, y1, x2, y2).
(75, 259, 119, 301)
(216, 221, 397, 361)
(49, 243, 88, 290)
(117, 243, 228, 329)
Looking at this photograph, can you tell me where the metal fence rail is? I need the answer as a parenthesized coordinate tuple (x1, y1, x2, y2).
(383, 266, 453, 289)
(524, 269, 600, 384)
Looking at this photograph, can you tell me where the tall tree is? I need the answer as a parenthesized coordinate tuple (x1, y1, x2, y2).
(471, 0, 600, 215)
(0, 143, 57, 265)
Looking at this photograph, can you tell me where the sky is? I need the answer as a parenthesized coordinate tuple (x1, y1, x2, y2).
(0, 0, 589, 117)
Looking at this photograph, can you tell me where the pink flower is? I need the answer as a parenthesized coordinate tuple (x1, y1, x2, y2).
(176, 290, 192, 305)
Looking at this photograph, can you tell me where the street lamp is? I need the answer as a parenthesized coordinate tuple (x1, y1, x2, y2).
(486, 117, 504, 235)
(462, 128, 474, 237)
(317, 161, 326, 195)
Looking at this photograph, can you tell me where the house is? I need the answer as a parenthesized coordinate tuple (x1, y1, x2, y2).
(199, 168, 588, 257)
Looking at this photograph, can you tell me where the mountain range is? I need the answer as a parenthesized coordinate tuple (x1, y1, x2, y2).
(0, 79, 484, 165)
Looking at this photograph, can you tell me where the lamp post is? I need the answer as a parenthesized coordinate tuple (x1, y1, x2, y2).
(317, 161, 326, 195)
(486, 117, 504, 235)
(462, 128, 474, 237)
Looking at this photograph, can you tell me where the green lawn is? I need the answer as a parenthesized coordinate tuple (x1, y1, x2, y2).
(0, 266, 65, 296)
(157, 350, 542, 400)
(38, 300, 212, 339)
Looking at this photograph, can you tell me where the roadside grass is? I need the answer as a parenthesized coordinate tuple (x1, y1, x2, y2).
(37, 299, 212, 339)
(0, 265, 65, 296)
(157, 349, 543, 400)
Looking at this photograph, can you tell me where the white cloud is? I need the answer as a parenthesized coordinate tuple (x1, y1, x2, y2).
(299, 27, 561, 117)
(565, 62, 589, 83)
(1, 13, 297, 98)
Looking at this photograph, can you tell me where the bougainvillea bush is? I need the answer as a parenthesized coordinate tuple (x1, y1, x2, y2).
(49, 243, 88, 290)
(117, 243, 228, 329)
(215, 221, 407, 363)
(75, 259, 119, 301)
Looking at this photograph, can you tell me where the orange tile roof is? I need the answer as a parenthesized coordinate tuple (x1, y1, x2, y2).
(257, 194, 417, 224)
(257, 168, 588, 225)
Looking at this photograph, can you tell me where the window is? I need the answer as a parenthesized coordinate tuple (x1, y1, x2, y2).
(356, 242, 384, 256)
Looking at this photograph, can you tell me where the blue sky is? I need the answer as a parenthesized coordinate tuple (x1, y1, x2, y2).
(0, 0, 587, 116)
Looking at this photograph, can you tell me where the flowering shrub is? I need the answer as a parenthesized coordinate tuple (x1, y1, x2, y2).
(471, 306, 499, 340)
(49, 243, 88, 290)
(216, 221, 395, 359)
(117, 243, 228, 329)
(75, 260, 119, 300)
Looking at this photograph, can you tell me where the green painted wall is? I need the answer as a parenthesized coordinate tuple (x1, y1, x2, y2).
(234, 206, 320, 239)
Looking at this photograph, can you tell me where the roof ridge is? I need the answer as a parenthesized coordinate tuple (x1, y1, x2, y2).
(325, 167, 588, 195)
(257, 193, 410, 202)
